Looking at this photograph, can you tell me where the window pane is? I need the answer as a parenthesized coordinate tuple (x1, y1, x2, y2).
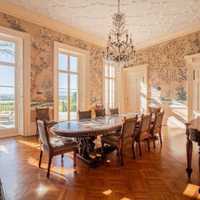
(105, 78, 109, 108)
(70, 74, 78, 90)
(70, 56, 78, 72)
(0, 86, 15, 129)
(70, 90, 78, 120)
(58, 53, 68, 71)
(70, 74, 78, 120)
(58, 72, 68, 121)
(0, 40, 15, 64)
(59, 72, 68, 89)
(0, 65, 15, 87)
(110, 65, 115, 78)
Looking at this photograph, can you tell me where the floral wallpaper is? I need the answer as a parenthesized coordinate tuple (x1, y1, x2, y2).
(0, 12, 103, 112)
(131, 31, 200, 106)
(1, 11, 200, 122)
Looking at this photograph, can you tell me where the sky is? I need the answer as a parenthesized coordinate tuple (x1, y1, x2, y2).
(0, 41, 78, 98)
(0, 40, 15, 97)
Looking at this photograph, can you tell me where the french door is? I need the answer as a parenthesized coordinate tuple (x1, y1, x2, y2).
(57, 51, 79, 121)
(124, 65, 148, 113)
(0, 37, 18, 133)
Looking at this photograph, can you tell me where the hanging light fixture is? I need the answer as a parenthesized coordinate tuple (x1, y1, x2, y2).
(103, 0, 135, 67)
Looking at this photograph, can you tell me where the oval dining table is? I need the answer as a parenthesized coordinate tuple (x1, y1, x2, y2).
(51, 113, 138, 167)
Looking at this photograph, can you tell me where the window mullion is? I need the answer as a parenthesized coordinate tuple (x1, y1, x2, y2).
(68, 55, 70, 120)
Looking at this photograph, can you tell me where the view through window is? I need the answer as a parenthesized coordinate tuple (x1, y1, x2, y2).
(0, 39, 16, 130)
(58, 51, 78, 120)
(104, 62, 116, 111)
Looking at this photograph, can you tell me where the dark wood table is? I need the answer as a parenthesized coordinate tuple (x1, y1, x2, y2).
(52, 113, 138, 166)
(186, 117, 200, 179)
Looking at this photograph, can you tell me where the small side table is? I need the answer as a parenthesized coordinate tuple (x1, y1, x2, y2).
(186, 121, 200, 179)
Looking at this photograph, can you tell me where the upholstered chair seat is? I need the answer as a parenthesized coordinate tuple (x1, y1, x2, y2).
(101, 135, 120, 146)
(37, 120, 79, 178)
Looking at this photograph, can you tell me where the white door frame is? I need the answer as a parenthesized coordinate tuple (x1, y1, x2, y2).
(0, 26, 31, 137)
(123, 64, 148, 112)
(185, 53, 200, 121)
(54, 41, 89, 121)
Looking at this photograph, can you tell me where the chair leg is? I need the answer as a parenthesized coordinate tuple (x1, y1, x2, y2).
(147, 139, 150, 152)
(153, 135, 156, 149)
(73, 150, 77, 168)
(47, 156, 52, 178)
(39, 150, 43, 168)
(120, 150, 124, 166)
(138, 142, 142, 157)
(61, 154, 64, 160)
(101, 142, 104, 153)
(159, 131, 163, 147)
(132, 141, 136, 159)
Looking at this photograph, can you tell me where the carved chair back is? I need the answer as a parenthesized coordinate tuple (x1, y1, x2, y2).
(37, 120, 51, 151)
(137, 114, 152, 140)
(153, 111, 164, 133)
(78, 110, 92, 120)
(148, 106, 161, 114)
(36, 107, 50, 121)
(95, 108, 106, 117)
(110, 108, 119, 115)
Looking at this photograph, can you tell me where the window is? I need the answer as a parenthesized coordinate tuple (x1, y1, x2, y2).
(57, 51, 79, 121)
(0, 39, 16, 130)
(104, 62, 117, 111)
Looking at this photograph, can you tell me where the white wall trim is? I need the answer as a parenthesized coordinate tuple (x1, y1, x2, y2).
(123, 64, 149, 112)
(53, 41, 89, 121)
(0, 25, 31, 136)
(185, 53, 200, 122)
(0, 0, 105, 47)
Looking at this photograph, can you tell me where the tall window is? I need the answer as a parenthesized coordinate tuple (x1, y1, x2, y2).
(104, 62, 116, 111)
(0, 39, 16, 130)
(57, 51, 79, 120)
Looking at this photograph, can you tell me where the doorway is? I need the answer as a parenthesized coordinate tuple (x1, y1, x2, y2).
(123, 64, 148, 113)
(0, 33, 24, 136)
(185, 53, 200, 121)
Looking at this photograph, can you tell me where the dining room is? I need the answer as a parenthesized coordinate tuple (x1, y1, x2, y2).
(0, 0, 200, 199)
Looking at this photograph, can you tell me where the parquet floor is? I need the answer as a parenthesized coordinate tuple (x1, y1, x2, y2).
(0, 125, 199, 200)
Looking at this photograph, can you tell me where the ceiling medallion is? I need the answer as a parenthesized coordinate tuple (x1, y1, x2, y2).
(103, 0, 135, 67)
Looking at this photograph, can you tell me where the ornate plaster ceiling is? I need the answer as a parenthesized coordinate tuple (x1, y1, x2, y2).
(6, 0, 200, 46)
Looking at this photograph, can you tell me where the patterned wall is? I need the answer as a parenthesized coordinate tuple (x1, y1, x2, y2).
(131, 32, 200, 106)
(0, 12, 103, 111)
(1, 11, 200, 119)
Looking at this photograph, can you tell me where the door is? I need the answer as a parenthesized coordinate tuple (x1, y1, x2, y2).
(57, 51, 79, 121)
(124, 66, 147, 113)
(186, 54, 200, 121)
(0, 37, 17, 133)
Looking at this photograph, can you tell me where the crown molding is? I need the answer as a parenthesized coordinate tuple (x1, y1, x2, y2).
(0, 0, 106, 47)
(135, 24, 200, 50)
(1, 0, 200, 51)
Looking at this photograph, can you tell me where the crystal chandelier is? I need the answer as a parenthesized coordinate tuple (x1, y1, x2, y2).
(103, 0, 135, 67)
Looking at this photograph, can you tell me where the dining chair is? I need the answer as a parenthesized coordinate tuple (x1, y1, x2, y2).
(37, 120, 79, 178)
(148, 106, 161, 113)
(151, 110, 164, 148)
(133, 114, 152, 157)
(148, 106, 161, 120)
(0, 179, 5, 200)
(78, 110, 92, 120)
(95, 108, 106, 117)
(35, 107, 56, 135)
(110, 108, 119, 115)
(101, 116, 138, 165)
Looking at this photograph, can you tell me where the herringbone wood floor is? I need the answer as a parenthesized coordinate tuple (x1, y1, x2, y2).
(0, 126, 198, 200)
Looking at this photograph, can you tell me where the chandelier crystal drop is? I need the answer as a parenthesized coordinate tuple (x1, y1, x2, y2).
(103, 0, 135, 67)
